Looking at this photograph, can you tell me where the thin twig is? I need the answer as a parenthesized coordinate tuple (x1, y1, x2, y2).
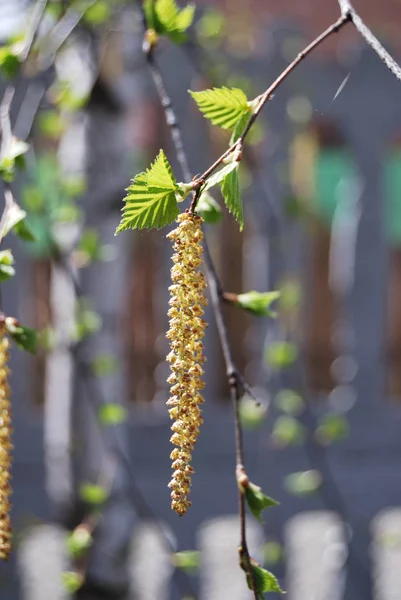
(140, 11, 258, 399)
(338, 0, 401, 82)
(145, 51, 192, 183)
(138, 5, 260, 593)
(232, 383, 257, 600)
(188, 13, 351, 212)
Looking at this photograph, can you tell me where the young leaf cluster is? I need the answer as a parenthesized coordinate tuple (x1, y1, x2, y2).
(144, 0, 195, 44)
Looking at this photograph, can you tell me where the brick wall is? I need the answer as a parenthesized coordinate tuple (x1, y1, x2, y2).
(199, 0, 401, 55)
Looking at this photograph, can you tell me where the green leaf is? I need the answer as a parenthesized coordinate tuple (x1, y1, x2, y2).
(236, 290, 280, 317)
(116, 150, 179, 232)
(239, 395, 267, 430)
(66, 526, 93, 559)
(285, 470, 322, 497)
(221, 166, 244, 231)
(244, 482, 279, 523)
(13, 218, 37, 242)
(143, 0, 160, 31)
(189, 87, 249, 130)
(174, 4, 195, 31)
(5, 318, 37, 353)
(79, 482, 108, 505)
(203, 161, 238, 192)
(230, 111, 250, 144)
(246, 561, 285, 597)
(145, 0, 195, 42)
(173, 550, 200, 572)
(0, 46, 20, 79)
(98, 403, 127, 426)
(62, 571, 83, 593)
(0, 250, 14, 281)
(195, 192, 222, 223)
(265, 342, 298, 369)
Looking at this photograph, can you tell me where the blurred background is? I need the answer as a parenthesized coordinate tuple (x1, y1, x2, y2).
(2, 0, 401, 599)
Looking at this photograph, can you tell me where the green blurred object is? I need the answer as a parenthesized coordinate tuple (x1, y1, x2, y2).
(66, 526, 93, 559)
(272, 416, 305, 447)
(236, 290, 280, 317)
(385, 150, 401, 245)
(62, 571, 83, 593)
(239, 395, 267, 429)
(285, 470, 322, 496)
(98, 403, 127, 426)
(173, 550, 200, 572)
(79, 482, 108, 505)
(261, 541, 284, 566)
(310, 148, 401, 246)
(265, 341, 298, 369)
(21, 154, 85, 257)
(315, 412, 349, 444)
(275, 389, 304, 415)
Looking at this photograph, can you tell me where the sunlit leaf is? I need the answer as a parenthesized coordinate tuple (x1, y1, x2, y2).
(202, 161, 238, 192)
(116, 150, 179, 232)
(236, 290, 280, 317)
(189, 87, 249, 130)
(221, 166, 243, 230)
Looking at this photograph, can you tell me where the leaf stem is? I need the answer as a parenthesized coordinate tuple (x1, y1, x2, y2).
(188, 13, 351, 212)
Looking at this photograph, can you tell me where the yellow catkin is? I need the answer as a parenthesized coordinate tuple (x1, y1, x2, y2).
(166, 212, 207, 516)
(0, 324, 11, 560)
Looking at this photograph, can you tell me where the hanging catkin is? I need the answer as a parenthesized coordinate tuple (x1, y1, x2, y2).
(166, 212, 207, 516)
(0, 320, 12, 560)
